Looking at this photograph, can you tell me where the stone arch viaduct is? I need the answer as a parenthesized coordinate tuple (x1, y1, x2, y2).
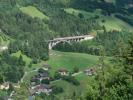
(48, 35, 94, 49)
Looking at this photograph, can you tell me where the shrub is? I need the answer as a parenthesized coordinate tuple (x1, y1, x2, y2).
(41, 79, 50, 84)
(101, 19, 106, 23)
(54, 72, 61, 79)
(52, 85, 64, 94)
(63, 76, 80, 86)
(78, 13, 84, 19)
(73, 66, 79, 73)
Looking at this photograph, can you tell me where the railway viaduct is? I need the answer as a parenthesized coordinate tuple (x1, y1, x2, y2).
(48, 35, 94, 49)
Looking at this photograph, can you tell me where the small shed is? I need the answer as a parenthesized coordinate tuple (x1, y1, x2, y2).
(58, 68, 69, 76)
(42, 64, 51, 71)
(32, 84, 52, 95)
(0, 82, 9, 90)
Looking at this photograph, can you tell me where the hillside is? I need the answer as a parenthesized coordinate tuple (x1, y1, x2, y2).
(65, 8, 133, 32)
(0, 0, 133, 99)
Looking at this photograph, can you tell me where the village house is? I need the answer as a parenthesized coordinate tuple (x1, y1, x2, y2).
(31, 84, 52, 95)
(42, 64, 51, 71)
(84, 68, 96, 76)
(0, 82, 9, 90)
(37, 71, 50, 81)
(13, 83, 20, 89)
(31, 73, 50, 82)
(30, 71, 50, 86)
(58, 68, 69, 76)
(40, 73, 50, 80)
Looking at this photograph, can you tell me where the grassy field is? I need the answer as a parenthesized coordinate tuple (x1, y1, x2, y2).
(20, 6, 49, 20)
(46, 50, 99, 75)
(11, 50, 32, 66)
(98, 16, 133, 32)
(51, 80, 87, 100)
(64, 8, 133, 32)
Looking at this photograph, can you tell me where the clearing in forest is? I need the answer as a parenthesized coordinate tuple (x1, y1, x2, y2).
(20, 6, 49, 20)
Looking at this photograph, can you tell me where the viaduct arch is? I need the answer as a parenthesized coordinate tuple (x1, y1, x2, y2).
(48, 35, 94, 49)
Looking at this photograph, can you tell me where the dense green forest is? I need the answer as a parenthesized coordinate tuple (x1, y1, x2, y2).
(0, 51, 25, 83)
(84, 34, 133, 100)
(0, 0, 133, 99)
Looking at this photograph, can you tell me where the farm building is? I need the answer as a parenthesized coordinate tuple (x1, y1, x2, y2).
(31, 84, 52, 95)
(58, 68, 69, 76)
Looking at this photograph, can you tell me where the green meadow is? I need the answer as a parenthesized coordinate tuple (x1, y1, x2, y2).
(51, 80, 84, 99)
(11, 50, 32, 66)
(46, 50, 99, 75)
(20, 6, 49, 20)
(98, 16, 133, 32)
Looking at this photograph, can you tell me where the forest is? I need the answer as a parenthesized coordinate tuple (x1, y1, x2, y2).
(0, 0, 133, 99)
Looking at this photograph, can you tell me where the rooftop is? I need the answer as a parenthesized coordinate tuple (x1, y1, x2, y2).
(58, 68, 68, 72)
(35, 84, 52, 90)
